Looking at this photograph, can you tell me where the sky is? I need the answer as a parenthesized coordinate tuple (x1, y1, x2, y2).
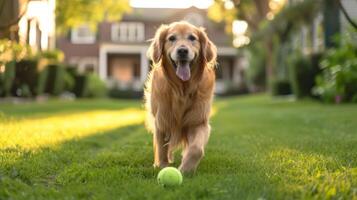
(129, 0, 214, 9)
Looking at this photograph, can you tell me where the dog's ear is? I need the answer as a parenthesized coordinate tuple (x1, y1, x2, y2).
(147, 25, 169, 63)
(198, 27, 217, 64)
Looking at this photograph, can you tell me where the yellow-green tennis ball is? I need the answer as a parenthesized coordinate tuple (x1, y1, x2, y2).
(157, 167, 183, 187)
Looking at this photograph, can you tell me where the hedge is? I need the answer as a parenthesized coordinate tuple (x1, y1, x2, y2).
(271, 79, 292, 96)
(72, 73, 107, 98)
(45, 64, 66, 95)
(0, 60, 16, 97)
(289, 53, 322, 98)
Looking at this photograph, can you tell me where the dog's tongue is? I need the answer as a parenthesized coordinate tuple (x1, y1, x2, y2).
(176, 62, 191, 81)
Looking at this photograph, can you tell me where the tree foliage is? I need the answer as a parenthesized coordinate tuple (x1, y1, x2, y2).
(56, 0, 131, 34)
(208, 0, 283, 34)
(256, 0, 321, 42)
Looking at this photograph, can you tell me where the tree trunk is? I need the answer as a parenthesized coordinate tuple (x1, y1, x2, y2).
(265, 38, 274, 88)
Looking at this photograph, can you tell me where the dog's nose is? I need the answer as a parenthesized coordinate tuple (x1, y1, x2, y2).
(177, 47, 188, 58)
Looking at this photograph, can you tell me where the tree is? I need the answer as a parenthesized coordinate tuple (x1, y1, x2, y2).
(337, 0, 357, 30)
(56, 0, 131, 34)
(0, 0, 131, 38)
(208, 0, 284, 86)
(0, 0, 28, 40)
(208, 0, 321, 87)
(323, 0, 340, 48)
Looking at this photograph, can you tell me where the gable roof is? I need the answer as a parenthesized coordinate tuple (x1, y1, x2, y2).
(121, 7, 233, 47)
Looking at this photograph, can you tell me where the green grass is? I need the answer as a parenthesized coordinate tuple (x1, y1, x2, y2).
(0, 95, 356, 199)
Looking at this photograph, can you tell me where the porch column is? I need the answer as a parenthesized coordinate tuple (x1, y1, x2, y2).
(99, 47, 107, 81)
(140, 47, 149, 83)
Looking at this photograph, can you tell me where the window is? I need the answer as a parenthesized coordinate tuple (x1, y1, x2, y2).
(69, 57, 98, 74)
(71, 25, 96, 44)
(111, 22, 145, 42)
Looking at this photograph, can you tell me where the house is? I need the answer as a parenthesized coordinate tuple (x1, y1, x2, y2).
(0, 0, 56, 51)
(292, 0, 357, 54)
(57, 7, 246, 94)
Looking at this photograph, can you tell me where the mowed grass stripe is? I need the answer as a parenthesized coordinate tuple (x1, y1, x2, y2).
(0, 108, 145, 150)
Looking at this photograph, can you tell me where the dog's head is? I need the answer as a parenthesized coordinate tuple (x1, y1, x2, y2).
(148, 21, 217, 82)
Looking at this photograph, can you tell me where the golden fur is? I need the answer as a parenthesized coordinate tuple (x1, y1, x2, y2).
(144, 21, 217, 173)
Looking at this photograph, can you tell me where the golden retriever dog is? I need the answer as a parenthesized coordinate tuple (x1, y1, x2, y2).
(144, 21, 217, 173)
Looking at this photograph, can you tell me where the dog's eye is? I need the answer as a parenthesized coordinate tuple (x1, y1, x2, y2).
(188, 35, 196, 42)
(168, 35, 176, 42)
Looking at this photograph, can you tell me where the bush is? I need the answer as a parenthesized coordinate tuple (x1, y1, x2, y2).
(108, 88, 143, 99)
(64, 66, 77, 91)
(44, 64, 67, 95)
(271, 79, 292, 96)
(72, 74, 87, 97)
(289, 53, 321, 98)
(313, 35, 357, 103)
(0, 73, 3, 96)
(0, 39, 33, 64)
(83, 74, 107, 98)
(0, 60, 16, 97)
(246, 43, 266, 91)
(11, 59, 48, 97)
(11, 59, 35, 97)
(72, 73, 107, 98)
(38, 50, 64, 63)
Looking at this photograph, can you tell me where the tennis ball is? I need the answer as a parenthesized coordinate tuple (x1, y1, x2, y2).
(157, 167, 183, 187)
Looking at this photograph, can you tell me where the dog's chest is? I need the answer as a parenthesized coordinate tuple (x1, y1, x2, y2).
(168, 92, 196, 124)
(173, 92, 194, 112)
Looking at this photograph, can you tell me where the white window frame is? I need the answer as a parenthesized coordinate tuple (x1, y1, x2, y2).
(111, 22, 145, 42)
(71, 25, 96, 44)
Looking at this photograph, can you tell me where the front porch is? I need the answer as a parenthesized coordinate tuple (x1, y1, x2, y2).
(99, 44, 245, 94)
(99, 44, 149, 91)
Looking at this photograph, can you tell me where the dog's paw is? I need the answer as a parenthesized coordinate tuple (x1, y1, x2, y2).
(178, 165, 196, 177)
(153, 162, 169, 169)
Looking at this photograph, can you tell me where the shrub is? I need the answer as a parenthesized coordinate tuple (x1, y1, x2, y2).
(0, 73, 3, 96)
(246, 43, 266, 91)
(72, 73, 107, 98)
(0, 39, 33, 64)
(289, 53, 321, 98)
(83, 74, 107, 98)
(63, 67, 75, 92)
(72, 74, 87, 97)
(0, 60, 16, 97)
(11, 59, 48, 97)
(38, 50, 65, 63)
(44, 64, 67, 95)
(313, 36, 357, 103)
(12, 59, 37, 97)
(108, 88, 143, 99)
(271, 79, 292, 96)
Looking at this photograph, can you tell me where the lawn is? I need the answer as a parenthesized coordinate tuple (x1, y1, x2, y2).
(0, 95, 356, 199)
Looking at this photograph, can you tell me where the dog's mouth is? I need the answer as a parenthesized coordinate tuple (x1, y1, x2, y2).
(171, 58, 191, 82)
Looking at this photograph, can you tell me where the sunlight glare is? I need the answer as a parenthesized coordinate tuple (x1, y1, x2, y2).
(232, 20, 248, 35)
(0, 109, 145, 150)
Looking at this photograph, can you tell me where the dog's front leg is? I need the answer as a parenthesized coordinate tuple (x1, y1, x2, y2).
(179, 124, 210, 173)
(153, 128, 169, 168)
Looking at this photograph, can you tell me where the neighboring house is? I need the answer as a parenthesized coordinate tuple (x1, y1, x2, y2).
(0, 0, 56, 51)
(57, 7, 246, 94)
(340, 0, 357, 35)
(293, 0, 357, 54)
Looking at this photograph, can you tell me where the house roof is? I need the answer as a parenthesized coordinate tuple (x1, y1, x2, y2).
(122, 7, 233, 47)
